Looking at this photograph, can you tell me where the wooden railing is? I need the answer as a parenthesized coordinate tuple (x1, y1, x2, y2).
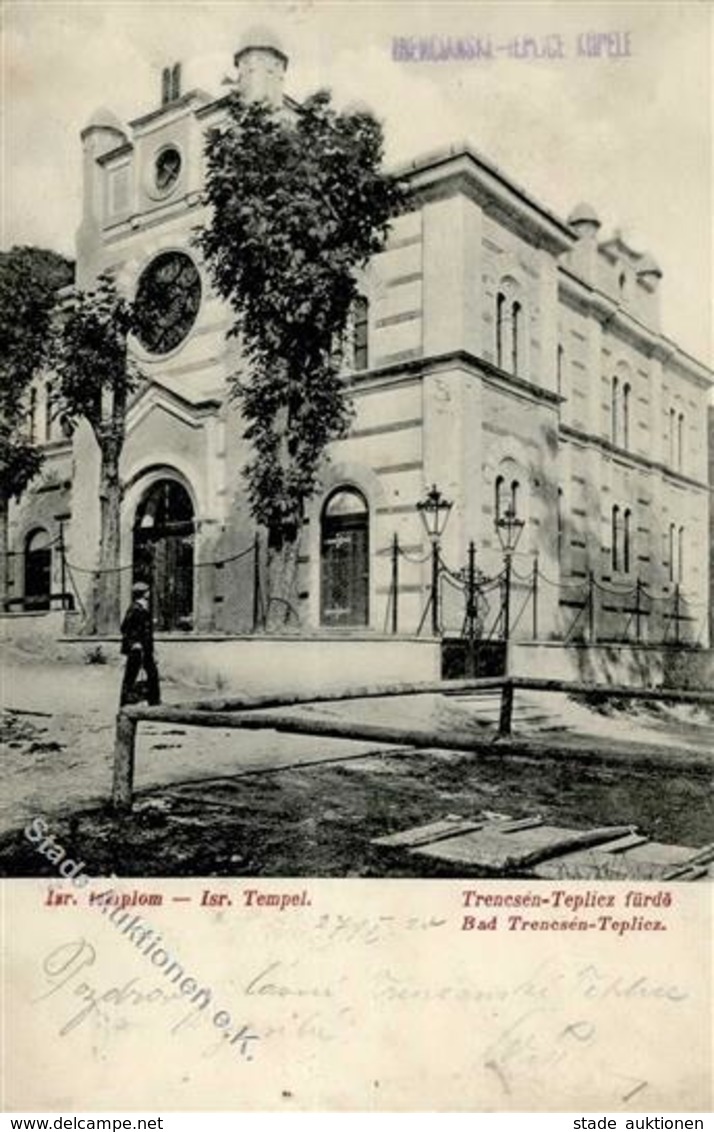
(112, 675, 714, 812)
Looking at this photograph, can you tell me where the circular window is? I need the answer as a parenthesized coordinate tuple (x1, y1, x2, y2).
(133, 252, 201, 355)
(154, 146, 182, 195)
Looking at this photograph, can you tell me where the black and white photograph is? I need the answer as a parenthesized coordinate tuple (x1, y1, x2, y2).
(1, 0, 712, 1115)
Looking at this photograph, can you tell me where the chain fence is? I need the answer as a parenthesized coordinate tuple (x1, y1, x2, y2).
(2, 529, 707, 647)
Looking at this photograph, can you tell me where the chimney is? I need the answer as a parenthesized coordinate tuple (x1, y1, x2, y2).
(234, 26, 288, 106)
(161, 62, 182, 106)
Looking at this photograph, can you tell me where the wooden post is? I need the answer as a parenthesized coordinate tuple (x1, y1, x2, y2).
(532, 552, 539, 640)
(252, 532, 261, 632)
(112, 712, 138, 813)
(499, 679, 514, 736)
(391, 533, 399, 635)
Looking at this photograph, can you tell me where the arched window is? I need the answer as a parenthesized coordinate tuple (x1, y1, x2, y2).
(133, 478, 195, 631)
(511, 301, 522, 376)
(611, 505, 620, 572)
(44, 381, 53, 442)
(171, 62, 182, 101)
(622, 383, 631, 450)
(161, 67, 172, 106)
(496, 292, 506, 368)
(623, 509, 631, 574)
(611, 377, 619, 445)
(352, 295, 369, 372)
(510, 480, 520, 517)
(320, 487, 369, 627)
(495, 475, 505, 521)
(24, 527, 52, 611)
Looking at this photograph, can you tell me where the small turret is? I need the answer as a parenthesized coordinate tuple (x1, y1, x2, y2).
(233, 26, 288, 106)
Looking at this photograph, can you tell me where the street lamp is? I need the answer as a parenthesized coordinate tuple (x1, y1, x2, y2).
(495, 504, 525, 642)
(416, 484, 452, 635)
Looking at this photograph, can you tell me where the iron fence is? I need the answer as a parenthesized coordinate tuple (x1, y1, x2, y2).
(2, 529, 707, 647)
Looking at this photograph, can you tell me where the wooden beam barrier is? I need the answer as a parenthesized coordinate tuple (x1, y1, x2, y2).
(123, 675, 511, 720)
(112, 676, 714, 812)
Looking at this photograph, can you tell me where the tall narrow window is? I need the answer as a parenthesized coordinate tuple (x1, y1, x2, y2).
(611, 505, 620, 572)
(622, 383, 630, 450)
(678, 526, 684, 583)
(510, 480, 520, 517)
(352, 295, 369, 372)
(511, 301, 521, 376)
(44, 382, 53, 442)
(161, 67, 172, 106)
(556, 345, 565, 415)
(171, 62, 182, 101)
(668, 522, 675, 583)
(28, 387, 37, 445)
(496, 293, 506, 368)
(623, 509, 631, 574)
(557, 487, 564, 564)
(677, 413, 684, 471)
(669, 408, 676, 465)
(611, 377, 619, 444)
(495, 475, 505, 521)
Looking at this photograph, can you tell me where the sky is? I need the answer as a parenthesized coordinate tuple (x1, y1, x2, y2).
(2, 0, 712, 364)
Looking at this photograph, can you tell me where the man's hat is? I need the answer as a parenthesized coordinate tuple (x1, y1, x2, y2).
(132, 581, 150, 596)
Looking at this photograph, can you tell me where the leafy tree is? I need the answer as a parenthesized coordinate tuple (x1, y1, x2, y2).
(0, 246, 74, 608)
(197, 90, 405, 627)
(51, 274, 142, 633)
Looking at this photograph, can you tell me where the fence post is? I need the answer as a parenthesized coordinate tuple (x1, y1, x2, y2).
(112, 712, 137, 813)
(391, 533, 399, 635)
(252, 532, 261, 632)
(58, 522, 67, 611)
(588, 570, 596, 643)
(532, 552, 539, 639)
(499, 679, 514, 736)
(674, 584, 681, 645)
(466, 540, 477, 678)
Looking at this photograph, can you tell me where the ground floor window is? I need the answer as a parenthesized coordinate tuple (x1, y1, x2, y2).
(24, 527, 52, 610)
(320, 487, 369, 627)
(133, 478, 195, 631)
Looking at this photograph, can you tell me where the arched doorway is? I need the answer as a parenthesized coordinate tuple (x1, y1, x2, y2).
(320, 487, 369, 627)
(133, 479, 195, 631)
(24, 528, 52, 611)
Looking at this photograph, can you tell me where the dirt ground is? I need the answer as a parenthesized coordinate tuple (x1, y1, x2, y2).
(1, 642, 712, 877)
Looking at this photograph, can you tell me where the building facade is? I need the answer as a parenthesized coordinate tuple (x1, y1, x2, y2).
(6, 33, 712, 646)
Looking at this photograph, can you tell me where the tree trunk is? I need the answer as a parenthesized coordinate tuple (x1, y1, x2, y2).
(264, 532, 301, 632)
(0, 498, 9, 613)
(93, 453, 122, 635)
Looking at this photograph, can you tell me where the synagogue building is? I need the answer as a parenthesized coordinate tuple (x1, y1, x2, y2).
(7, 31, 712, 651)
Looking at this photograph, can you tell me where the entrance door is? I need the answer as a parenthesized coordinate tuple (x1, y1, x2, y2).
(24, 528, 52, 611)
(320, 488, 369, 627)
(133, 479, 195, 631)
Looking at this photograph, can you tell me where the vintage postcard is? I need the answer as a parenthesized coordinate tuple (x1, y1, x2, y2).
(1, 0, 712, 1115)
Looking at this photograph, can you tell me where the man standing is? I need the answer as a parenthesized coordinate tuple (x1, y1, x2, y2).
(119, 581, 161, 706)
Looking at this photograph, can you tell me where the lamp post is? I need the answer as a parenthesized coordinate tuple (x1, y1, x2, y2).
(495, 504, 525, 643)
(416, 484, 452, 635)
